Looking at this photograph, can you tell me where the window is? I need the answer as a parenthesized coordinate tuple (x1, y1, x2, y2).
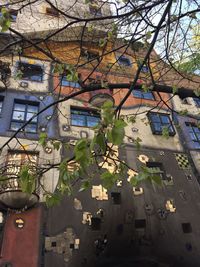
(89, 1, 102, 16)
(46, 7, 59, 17)
(185, 122, 200, 148)
(193, 98, 200, 107)
(117, 55, 131, 67)
(0, 97, 4, 114)
(133, 89, 154, 100)
(60, 75, 80, 88)
(10, 9, 18, 22)
(137, 61, 149, 72)
(5, 151, 38, 187)
(10, 101, 39, 133)
(182, 223, 192, 233)
(0, 9, 17, 22)
(148, 112, 175, 136)
(81, 49, 99, 62)
(146, 161, 166, 180)
(71, 108, 100, 127)
(17, 62, 43, 82)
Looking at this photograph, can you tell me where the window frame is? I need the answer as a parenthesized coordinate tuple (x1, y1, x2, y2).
(71, 107, 100, 127)
(148, 112, 175, 136)
(60, 74, 81, 88)
(193, 98, 200, 107)
(0, 96, 4, 114)
(117, 55, 132, 67)
(17, 62, 44, 82)
(185, 122, 200, 148)
(10, 100, 39, 133)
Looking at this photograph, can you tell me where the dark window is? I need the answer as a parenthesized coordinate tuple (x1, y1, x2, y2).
(10, 101, 39, 133)
(182, 223, 192, 233)
(193, 98, 200, 107)
(117, 55, 131, 66)
(81, 49, 99, 62)
(133, 89, 154, 100)
(71, 108, 100, 127)
(17, 62, 43, 82)
(146, 161, 166, 180)
(111, 192, 121, 204)
(10, 9, 18, 22)
(89, 2, 102, 16)
(60, 75, 80, 88)
(148, 112, 175, 136)
(185, 122, 200, 148)
(135, 219, 146, 229)
(51, 242, 57, 247)
(91, 217, 101, 230)
(46, 7, 59, 17)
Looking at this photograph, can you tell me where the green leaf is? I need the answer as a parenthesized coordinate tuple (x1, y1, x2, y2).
(99, 38, 107, 47)
(172, 85, 178, 95)
(145, 31, 152, 40)
(107, 119, 127, 145)
(134, 137, 142, 150)
(39, 132, 48, 147)
(179, 109, 188, 116)
(100, 171, 118, 189)
(79, 180, 91, 192)
(162, 127, 170, 139)
(46, 193, 62, 207)
(19, 165, 36, 194)
(151, 175, 162, 185)
(101, 100, 114, 125)
(0, 8, 11, 32)
(96, 133, 106, 154)
(194, 89, 200, 97)
(52, 141, 61, 150)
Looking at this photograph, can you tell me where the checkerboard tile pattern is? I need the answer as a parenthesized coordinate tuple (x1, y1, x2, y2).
(174, 153, 190, 169)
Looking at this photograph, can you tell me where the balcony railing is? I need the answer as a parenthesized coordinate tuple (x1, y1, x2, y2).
(89, 89, 114, 107)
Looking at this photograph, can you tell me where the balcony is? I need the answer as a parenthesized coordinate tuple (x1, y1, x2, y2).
(0, 175, 39, 210)
(89, 89, 114, 107)
(0, 153, 39, 210)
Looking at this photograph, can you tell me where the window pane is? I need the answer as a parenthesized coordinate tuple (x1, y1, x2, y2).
(189, 132, 197, 141)
(27, 105, 38, 113)
(25, 124, 37, 133)
(154, 123, 162, 132)
(26, 112, 38, 122)
(10, 122, 23, 131)
(12, 111, 25, 121)
(143, 92, 154, 100)
(133, 90, 142, 98)
(14, 103, 26, 111)
(87, 116, 100, 127)
(71, 114, 86, 126)
(150, 114, 160, 122)
(160, 115, 170, 123)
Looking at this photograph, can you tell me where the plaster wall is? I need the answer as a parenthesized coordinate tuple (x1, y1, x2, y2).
(172, 95, 200, 116)
(1, 0, 112, 33)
